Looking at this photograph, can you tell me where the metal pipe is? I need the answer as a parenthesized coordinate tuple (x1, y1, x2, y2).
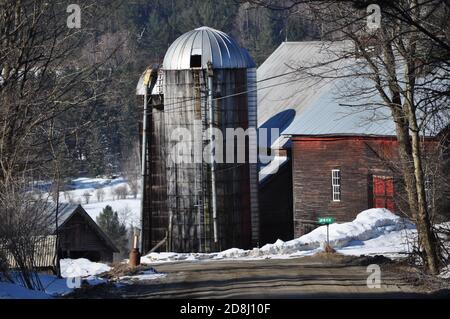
(140, 67, 154, 253)
(207, 62, 218, 244)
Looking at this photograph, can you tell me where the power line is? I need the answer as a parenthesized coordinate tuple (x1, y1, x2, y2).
(143, 70, 303, 114)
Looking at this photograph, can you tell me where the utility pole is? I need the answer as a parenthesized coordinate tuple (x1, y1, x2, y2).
(207, 61, 218, 245)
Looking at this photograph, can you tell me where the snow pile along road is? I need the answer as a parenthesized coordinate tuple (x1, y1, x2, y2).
(60, 258, 111, 278)
(260, 208, 415, 255)
(142, 208, 416, 264)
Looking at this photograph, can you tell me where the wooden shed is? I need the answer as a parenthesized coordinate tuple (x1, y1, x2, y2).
(2, 204, 119, 269)
(56, 204, 119, 262)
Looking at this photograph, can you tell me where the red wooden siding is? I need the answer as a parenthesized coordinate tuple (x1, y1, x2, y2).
(291, 136, 402, 237)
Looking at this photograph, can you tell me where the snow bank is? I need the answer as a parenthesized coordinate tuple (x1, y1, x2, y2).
(142, 208, 416, 264)
(60, 258, 111, 278)
(259, 208, 414, 255)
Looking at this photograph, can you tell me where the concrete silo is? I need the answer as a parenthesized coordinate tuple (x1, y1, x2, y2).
(137, 26, 258, 253)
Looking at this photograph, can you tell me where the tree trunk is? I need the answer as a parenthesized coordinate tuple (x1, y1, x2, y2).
(408, 106, 440, 274)
(394, 106, 440, 274)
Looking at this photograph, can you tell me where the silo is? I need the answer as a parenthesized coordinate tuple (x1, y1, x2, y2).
(137, 26, 258, 253)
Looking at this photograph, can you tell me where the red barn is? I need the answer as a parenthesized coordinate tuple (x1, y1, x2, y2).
(257, 42, 448, 243)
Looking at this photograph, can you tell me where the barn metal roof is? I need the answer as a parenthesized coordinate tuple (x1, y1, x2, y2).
(163, 26, 254, 70)
(257, 41, 397, 137)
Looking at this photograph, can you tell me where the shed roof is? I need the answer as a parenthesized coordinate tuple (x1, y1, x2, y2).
(48, 203, 119, 253)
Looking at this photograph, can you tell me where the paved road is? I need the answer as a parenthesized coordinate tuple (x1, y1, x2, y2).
(76, 256, 445, 299)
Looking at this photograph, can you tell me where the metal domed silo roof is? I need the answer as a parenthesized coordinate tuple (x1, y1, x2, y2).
(163, 26, 254, 70)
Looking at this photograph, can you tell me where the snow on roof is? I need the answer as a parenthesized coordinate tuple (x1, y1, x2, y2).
(257, 41, 397, 137)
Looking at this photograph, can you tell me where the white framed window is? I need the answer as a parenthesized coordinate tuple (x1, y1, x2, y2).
(332, 169, 341, 202)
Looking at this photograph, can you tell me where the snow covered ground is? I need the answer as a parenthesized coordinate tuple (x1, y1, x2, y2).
(0, 258, 109, 299)
(141, 208, 418, 264)
(0, 278, 65, 299)
(57, 177, 141, 227)
(119, 269, 167, 282)
(0, 257, 169, 298)
(60, 258, 111, 278)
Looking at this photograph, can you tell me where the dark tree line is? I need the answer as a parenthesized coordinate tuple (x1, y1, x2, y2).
(0, 0, 320, 180)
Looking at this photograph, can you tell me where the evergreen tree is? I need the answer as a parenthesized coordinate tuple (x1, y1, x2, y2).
(96, 205, 129, 256)
(255, 9, 277, 64)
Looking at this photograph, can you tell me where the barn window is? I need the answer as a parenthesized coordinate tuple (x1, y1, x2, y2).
(331, 169, 341, 201)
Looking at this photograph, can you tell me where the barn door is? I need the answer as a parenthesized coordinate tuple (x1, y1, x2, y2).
(373, 176, 395, 211)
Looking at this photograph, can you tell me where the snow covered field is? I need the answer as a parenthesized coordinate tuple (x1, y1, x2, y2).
(141, 208, 418, 263)
(58, 177, 141, 227)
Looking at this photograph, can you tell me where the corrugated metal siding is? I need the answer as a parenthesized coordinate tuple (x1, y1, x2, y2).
(2, 236, 56, 269)
(161, 69, 253, 252)
(247, 68, 259, 245)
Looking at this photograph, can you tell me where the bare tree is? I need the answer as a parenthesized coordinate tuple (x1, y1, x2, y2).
(63, 191, 74, 204)
(82, 191, 92, 204)
(110, 188, 117, 201)
(0, 1, 125, 286)
(245, 0, 449, 274)
(0, 178, 53, 290)
(114, 185, 129, 200)
(128, 181, 139, 200)
(96, 188, 106, 202)
(0, 248, 11, 283)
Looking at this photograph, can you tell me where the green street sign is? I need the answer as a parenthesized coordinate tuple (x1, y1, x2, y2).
(318, 217, 335, 224)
